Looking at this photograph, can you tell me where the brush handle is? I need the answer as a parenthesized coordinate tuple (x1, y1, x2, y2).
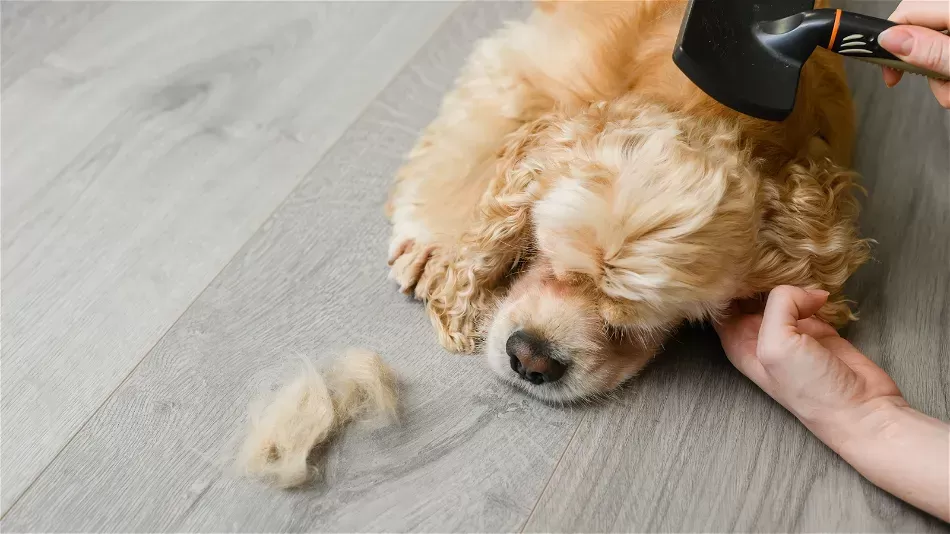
(820, 8, 949, 81)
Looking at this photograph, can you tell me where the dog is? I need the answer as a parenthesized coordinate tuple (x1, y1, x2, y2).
(386, 0, 869, 403)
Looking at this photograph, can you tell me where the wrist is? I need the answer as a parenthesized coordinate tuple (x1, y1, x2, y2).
(802, 396, 909, 457)
(812, 398, 950, 522)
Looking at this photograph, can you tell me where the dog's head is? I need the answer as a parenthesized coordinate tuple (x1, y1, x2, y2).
(484, 105, 781, 402)
(484, 103, 867, 402)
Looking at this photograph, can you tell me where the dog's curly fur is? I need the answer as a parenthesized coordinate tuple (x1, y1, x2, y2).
(387, 0, 870, 402)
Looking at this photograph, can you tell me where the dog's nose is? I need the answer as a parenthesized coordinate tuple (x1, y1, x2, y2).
(506, 330, 566, 384)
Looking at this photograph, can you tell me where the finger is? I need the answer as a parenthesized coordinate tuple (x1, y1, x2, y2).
(929, 78, 950, 108)
(713, 311, 756, 354)
(818, 335, 879, 369)
(756, 287, 829, 366)
(889, 1, 950, 29)
(713, 310, 756, 354)
(712, 301, 739, 333)
(882, 65, 904, 87)
(878, 26, 950, 78)
(796, 317, 838, 339)
(760, 286, 829, 339)
(712, 316, 733, 341)
(715, 314, 768, 384)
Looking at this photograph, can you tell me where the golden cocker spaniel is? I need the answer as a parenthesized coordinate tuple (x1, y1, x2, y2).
(386, 1, 869, 402)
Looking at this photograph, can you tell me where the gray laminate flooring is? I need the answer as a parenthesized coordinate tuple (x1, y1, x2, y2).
(1, 1, 947, 532)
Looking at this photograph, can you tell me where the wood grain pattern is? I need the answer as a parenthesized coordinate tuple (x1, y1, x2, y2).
(523, 1, 949, 531)
(0, 1, 457, 515)
(1, 1, 110, 90)
(844, 2, 950, 416)
(0, 3, 573, 532)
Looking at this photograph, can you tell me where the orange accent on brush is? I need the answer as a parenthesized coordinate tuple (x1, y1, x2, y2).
(828, 9, 842, 49)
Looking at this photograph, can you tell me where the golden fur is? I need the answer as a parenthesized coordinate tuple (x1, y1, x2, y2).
(387, 1, 869, 402)
(238, 349, 398, 487)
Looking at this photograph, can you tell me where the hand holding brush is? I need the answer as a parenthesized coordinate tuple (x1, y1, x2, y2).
(879, 0, 950, 108)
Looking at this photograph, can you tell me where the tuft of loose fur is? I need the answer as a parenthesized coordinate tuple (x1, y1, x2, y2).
(327, 349, 400, 423)
(237, 349, 398, 489)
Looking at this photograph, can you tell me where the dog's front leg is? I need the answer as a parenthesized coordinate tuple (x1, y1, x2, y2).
(415, 118, 557, 353)
(387, 29, 552, 350)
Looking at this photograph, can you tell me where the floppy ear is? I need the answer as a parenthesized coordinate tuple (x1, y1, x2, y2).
(417, 117, 561, 352)
(745, 141, 871, 326)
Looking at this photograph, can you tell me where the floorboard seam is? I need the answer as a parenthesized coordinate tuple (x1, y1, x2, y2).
(0, 4, 464, 521)
(518, 416, 584, 532)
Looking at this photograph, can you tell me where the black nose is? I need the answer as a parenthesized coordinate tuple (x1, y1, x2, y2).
(506, 330, 566, 384)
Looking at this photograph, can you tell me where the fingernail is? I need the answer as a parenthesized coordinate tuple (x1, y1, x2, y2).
(806, 289, 830, 298)
(879, 28, 913, 56)
(882, 67, 897, 88)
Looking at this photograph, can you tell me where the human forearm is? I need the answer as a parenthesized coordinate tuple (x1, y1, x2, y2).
(717, 287, 950, 521)
(814, 399, 950, 522)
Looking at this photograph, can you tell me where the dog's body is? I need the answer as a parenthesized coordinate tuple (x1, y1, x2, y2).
(387, 1, 869, 402)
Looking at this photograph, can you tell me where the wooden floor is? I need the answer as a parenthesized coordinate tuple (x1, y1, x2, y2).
(1, 1, 947, 531)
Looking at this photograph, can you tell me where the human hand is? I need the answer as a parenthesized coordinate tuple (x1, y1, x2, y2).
(878, 0, 950, 108)
(714, 286, 906, 446)
(718, 286, 950, 521)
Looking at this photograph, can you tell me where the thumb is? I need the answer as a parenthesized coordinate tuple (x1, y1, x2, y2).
(878, 26, 950, 78)
(760, 286, 829, 340)
(757, 287, 835, 387)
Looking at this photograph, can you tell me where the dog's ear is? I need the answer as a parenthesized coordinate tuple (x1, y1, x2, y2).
(745, 144, 870, 326)
(418, 117, 561, 352)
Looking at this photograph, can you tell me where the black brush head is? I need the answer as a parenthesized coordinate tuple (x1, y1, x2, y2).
(673, 0, 815, 121)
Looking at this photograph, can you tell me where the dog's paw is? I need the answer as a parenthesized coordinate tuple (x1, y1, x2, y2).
(387, 238, 437, 296)
(434, 317, 479, 354)
(422, 254, 489, 354)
